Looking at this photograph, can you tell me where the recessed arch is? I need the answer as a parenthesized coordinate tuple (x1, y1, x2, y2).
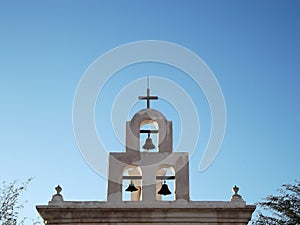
(156, 165, 175, 201)
(140, 121, 159, 152)
(126, 108, 172, 153)
(122, 165, 142, 201)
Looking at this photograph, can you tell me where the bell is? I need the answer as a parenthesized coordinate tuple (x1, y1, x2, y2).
(158, 181, 171, 195)
(125, 182, 138, 192)
(142, 134, 155, 150)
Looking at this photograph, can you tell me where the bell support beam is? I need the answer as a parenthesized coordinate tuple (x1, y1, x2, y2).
(123, 176, 175, 180)
(156, 176, 175, 180)
(140, 130, 158, 134)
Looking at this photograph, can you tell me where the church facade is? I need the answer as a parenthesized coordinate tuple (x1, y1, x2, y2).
(36, 87, 255, 224)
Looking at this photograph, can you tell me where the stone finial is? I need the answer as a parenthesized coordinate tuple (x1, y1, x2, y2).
(230, 185, 245, 203)
(232, 185, 240, 196)
(55, 185, 62, 194)
(49, 185, 64, 205)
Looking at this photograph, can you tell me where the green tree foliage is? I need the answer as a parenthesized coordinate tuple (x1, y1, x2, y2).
(0, 179, 31, 225)
(252, 180, 300, 225)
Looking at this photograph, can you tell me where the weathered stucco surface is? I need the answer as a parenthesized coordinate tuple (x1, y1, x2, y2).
(37, 107, 255, 224)
(37, 198, 255, 224)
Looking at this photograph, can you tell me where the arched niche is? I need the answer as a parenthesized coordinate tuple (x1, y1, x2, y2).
(156, 165, 175, 201)
(126, 109, 173, 153)
(122, 165, 142, 201)
(140, 120, 158, 152)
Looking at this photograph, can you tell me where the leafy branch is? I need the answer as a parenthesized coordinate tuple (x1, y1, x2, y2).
(0, 178, 33, 225)
(251, 180, 300, 225)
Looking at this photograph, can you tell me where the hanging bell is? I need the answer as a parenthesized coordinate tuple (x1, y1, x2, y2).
(125, 182, 138, 192)
(158, 181, 171, 195)
(142, 134, 155, 150)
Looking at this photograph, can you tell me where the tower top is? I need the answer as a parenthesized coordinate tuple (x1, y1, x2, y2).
(138, 76, 158, 109)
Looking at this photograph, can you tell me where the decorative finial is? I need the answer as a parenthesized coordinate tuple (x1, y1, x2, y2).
(49, 185, 64, 205)
(232, 185, 239, 196)
(55, 185, 62, 194)
(230, 185, 245, 203)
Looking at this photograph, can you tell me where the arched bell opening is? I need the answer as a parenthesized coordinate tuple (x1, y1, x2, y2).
(156, 165, 175, 201)
(122, 165, 142, 201)
(139, 120, 159, 152)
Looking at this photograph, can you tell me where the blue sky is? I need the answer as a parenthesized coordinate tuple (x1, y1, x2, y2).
(0, 0, 299, 223)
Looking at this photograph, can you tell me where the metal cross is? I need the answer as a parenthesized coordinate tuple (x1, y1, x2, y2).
(138, 88, 158, 108)
(138, 77, 158, 108)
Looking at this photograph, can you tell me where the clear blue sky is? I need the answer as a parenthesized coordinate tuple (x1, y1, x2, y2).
(0, 0, 299, 223)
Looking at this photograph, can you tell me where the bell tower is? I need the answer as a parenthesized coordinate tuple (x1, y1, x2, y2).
(37, 79, 256, 224)
(107, 84, 190, 203)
